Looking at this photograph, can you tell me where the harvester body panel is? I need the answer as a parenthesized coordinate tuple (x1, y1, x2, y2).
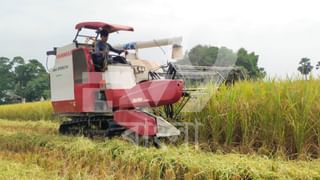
(50, 43, 76, 102)
(51, 46, 104, 114)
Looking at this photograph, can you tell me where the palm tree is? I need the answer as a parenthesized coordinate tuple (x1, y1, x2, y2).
(297, 57, 313, 80)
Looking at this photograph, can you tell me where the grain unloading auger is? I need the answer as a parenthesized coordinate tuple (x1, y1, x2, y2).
(46, 21, 235, 147)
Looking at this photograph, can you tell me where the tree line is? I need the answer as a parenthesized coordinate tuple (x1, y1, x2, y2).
(177, 45, 266, 79)
(0, 56, 49, 104)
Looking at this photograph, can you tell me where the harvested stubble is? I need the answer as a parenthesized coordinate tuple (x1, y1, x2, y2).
(0, 121, 319, 179)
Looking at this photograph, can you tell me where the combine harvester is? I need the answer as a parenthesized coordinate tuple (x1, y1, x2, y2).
(46, 21, 236, 147)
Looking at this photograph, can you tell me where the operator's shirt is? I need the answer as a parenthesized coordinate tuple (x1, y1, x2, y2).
(95, 40, 123, 58)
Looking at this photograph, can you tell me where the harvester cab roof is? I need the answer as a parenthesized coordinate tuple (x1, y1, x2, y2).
(73, 21, 134, 50)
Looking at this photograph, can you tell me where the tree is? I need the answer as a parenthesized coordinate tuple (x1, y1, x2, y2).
(258, 67, 267, 79)
(0, 56, 50, 104)
(177, 45, 219, 66)
(186, 45, 219, 66)
(178, 45, 266, 79)
(13, 58, 49, 101)
(236, 48, 264, 79)
(0, 57, 15, 104)
(215, 47, 237, 67)
(297, 57, 313, 79)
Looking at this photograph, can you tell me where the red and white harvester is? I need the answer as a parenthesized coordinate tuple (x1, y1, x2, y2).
(46, 22, 191, 147)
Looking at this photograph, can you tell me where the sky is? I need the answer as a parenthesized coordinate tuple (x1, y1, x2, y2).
(1, 0, 320, 77)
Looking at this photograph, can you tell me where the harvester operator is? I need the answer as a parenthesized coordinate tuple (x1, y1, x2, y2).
(93, 29, 127, 70)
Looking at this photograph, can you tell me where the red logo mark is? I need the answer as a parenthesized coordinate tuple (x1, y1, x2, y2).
(56, 51, 72, 59)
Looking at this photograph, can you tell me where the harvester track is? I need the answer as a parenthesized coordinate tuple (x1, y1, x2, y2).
(59, 116, 125, 138)
(58, 116, 161, 148)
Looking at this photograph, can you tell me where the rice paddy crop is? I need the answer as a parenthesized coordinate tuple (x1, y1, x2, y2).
(0, 79, 320, 158)
(0, 120, 319, 179)
(0, 101, 53, 120)
(0, 159, 59, 180)
(182, 79, 320, 158)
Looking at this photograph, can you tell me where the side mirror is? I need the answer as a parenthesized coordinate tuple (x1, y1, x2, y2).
(46, 47, 57, 56)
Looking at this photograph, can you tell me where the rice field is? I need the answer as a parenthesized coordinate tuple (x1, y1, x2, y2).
(0, 79, 320, 179)
(0, 120, 319, 179)
(1, 79, 320, 157)
(182, 79, 320, 158)
(0, 101, 53, 120)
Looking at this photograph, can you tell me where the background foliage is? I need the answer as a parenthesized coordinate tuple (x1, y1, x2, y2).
(0, 56, 49, 104)
(177, 45, 266, 79)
